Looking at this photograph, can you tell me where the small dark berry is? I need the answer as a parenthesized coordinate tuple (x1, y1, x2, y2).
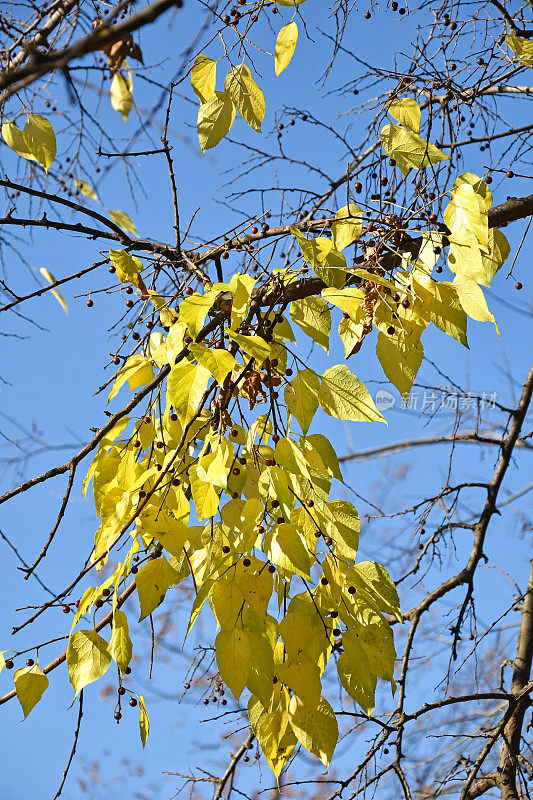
(118, 686, 126, 695)
(387, 326, 395, 335)
(5, 660, 14, 669)
(306, 499, 314, 507)
(125, 666, 132, 675)
(506, 170, 514, 178)
(243, 558, 251, 567)
(364, 11, 371, 18)
(222, 546, 230, 554)
(86, 299, 94, 308)
(114, 711, 122, 720)
(348, 586, 356, 594)
(185, 286, 193, 295)
(485, 176, 492, 184)
(324, 537, 333, 546)
(402, 298, 410, 309)
(321, 577, 328, 586)
(26, 659, 35, 667)
(515, 282, 523, 290)
(129, 697, 137, 707)
(62, 604, 71, 614)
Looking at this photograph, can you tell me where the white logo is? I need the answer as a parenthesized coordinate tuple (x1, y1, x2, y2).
(375, 389, 395, 411)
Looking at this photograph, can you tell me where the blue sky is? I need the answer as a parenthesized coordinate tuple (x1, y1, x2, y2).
(0, 2, 532, 798)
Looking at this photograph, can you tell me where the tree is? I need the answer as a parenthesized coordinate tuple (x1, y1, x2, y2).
(0, 0, 532, 798)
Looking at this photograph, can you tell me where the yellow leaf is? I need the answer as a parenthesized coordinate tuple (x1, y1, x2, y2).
(337, 630, 376, 715)
(290, 295, 331, 353)
(109, 248, 143, 286)
(75, 179, 98, 200)
(277, 653, 322, 708)
(109, 209, 137, 234)
(452, 276, 499, 334)
(190, 465, 221, 520)
(178, 289, 217, 337)
(39, 267, 68, 313)
(66, 629, 111, 696)
(452, 172, 493, 212)
(376, 327, 424, 396)
(266, 523, 312, 579)
(111, 71, 133, 121)
(230, 273, 257, 330)
(227, 330, 271, 362)
(322, 286, 365, 318)
(380, 122, 448, 176)
(331, 203, 363, 251)
(138, 694, 150, 747)
(23, 114, 56, 171)
(388, 97, 421, 133)
(348, 561, 402, 621)
(2, 120, 35, 161)
(14, 664, 49, 718)
(284, 368, 320, 434)
(275, 21, 298, 76)
(215, 628, 252, 699)
(108, 610, 132, 675)
(167, 362, 211, 424)
(249, 688, 296, 778)
(319, 364, 386, 422)
(191, 53, 217, 103)
(147, 289, 174, 327)
(224, 65, 266, 132)
(444, 183, 488, 247)
(135, 556, 177, 621)
(506, 34, 533, 68)
(210, 579, 245, 629)
(245, 633, 275, 707)
(108, 355, 154, 402)
(356, 609, 396, 686)
(288, 695, 338, 767)
(292, 228, 347, 288)
(197, 90, 235, 152)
